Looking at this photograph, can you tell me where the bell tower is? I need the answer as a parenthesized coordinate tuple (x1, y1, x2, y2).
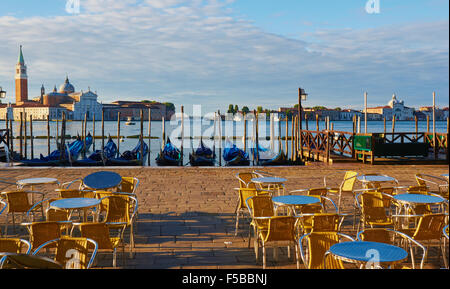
(15, 45, 28, 104)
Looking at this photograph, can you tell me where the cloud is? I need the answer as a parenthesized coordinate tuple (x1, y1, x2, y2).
(0, 0, 447, 113)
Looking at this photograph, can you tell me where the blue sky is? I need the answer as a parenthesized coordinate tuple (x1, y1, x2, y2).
(0, 0, 448, 114)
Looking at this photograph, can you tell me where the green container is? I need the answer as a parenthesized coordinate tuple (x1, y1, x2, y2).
(353, 135, 372, 151)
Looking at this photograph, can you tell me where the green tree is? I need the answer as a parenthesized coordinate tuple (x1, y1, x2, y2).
(227, 104, 235, 114)
(234, 105, 239, 113)
(242, 106, 250, 114)
(257, 106, 263, 113)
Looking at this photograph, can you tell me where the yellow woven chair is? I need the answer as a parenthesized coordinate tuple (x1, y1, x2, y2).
(355, 191, 395, 232)
(21, 221, 69, 252)
(234, 187, 271, 236)
(297, 213, 345, 235)
(298, 231, 355, 269)
(0, 190, 45, 234)
(55, 189, 95, 199)
(0, 238, 31, 254)
(415, 174, 449, 199)
(32, 236, 98, 269)
(395, 213, 447, 264)
(256, 216, 298, 269)
(323, 171, 358, 214)
(73, 222, 126, 268)
(357, 228, 427, 269)
(118, 177, 139, 195)
(236, 172, 257, 189)
(245, 195, 275, 258)
(25, 198, 71, 234)
(100, 195, 138, 258)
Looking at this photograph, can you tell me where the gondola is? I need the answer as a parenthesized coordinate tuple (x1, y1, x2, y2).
(252, 143, 288, 166)
(156, 138, 182, 166)
(15, 136, 85, 166)
(222, 139, 250, 167)
(72, 136, 117, 166)
(106, 139, 148, 166)
(189, 138, 215, 166)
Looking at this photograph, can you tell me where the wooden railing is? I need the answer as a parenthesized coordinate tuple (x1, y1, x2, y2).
(299, 129, 448, 163)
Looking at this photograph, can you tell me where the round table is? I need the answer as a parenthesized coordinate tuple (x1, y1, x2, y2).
(0, 253, 62, 269)
(393, 193, 445, 214)
(357, 175, 397, 184)
(272, 195, 320, 215)
(17, 177, 59, 189)
(327, 241, 408, 269)
(251, 177, 287, 195)
(82, 171, 122, 190)
(16, 177, 59, 205)
(50, 197, 101, 222)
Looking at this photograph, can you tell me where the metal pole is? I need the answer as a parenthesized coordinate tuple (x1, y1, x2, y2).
(181, 106, 184, 165)
(364, 92, 368, 133)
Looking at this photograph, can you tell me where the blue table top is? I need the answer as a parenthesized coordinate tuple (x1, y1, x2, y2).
(394, 193, 444, 204)
(272, 195, 320, 206)
(251, 177, 287, 184)
(329, 241, 408, 263)
(82, 171, 122, 190)
(50, 198, 101, 209)
(357, 175, 396, 182)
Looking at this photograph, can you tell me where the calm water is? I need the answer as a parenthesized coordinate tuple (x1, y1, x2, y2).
(1, 119, 447, 166)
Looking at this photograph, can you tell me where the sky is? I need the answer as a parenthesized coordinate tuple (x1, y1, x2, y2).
(0, 0, 448, 114)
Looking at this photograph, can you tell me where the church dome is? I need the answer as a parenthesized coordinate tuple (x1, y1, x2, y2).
(59, 76, 75, 94)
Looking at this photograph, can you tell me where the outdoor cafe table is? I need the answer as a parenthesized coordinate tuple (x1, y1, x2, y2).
(357, 175, 398, 188)
(272, 195, 321, 215)
(50, 197, 101, 222)
(82, 171, 122, 190)
(16, 177, 60, 203)
(393, 193, 446, 214)
(0, 253, 62, 269)
(325, 241, 408, 269)
(251, 177, 287, 195)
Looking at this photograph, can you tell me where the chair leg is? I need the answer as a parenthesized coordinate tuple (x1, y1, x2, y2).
(235, 210, 240, 237)
(262, 244, 266, 269)
(113, 248, 117, 268)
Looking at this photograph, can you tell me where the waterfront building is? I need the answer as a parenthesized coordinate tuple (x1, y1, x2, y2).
(365, 94, 415, 121)
(102, 101, 175, 121)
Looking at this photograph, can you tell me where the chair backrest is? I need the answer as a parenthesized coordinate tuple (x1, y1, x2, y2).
(77, 223, 115, 250)
(357, 228, 393, 244)
(102, 195, 137, 225)
(310, 214, 342, 233)
(120, 177, 139, 194)
(263, 216, 296, 243)
(236, 173, 256, 189)
(56, 189, 95, 199)
(34, 237, 97, 269)
(2, 191, 32, 213)
(27, 221, 62, 250)
(238, 188, 265, 211)
(0, 238, 31, 254)
(340, 171, 358, 192)
(412, 213, 447, 241)
(415, 174, 428, 187)
(360, 192, 392, 223)
(247, 195, 274, 218)
(304, 232, 345, 269)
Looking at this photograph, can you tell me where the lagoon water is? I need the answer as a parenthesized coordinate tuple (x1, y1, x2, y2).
(2, 119, 447, 166)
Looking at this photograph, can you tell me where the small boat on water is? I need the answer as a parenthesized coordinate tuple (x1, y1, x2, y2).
(107, 139, 148, 166)
(223, 139, 249, 167)
(189, 139, 215, 166)
(156, 138, 182, 166)
(72, 136, 117, 166)
(125, 117, 135, 126)
(252, 143, 288, 166)
(15, 136, 85, 166)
